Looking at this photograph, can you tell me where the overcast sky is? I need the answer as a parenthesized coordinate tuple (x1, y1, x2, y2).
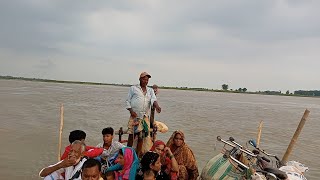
(1, 0, 320, 92)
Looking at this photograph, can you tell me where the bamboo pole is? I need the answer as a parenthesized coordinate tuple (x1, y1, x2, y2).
(58, 104, 64, 161)
(256, 121, 263, 148)
(282, 109, 310, 163)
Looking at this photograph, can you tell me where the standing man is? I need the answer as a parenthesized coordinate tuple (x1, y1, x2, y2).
(125, 72, 161, 156)
(152, 84, 159, 96)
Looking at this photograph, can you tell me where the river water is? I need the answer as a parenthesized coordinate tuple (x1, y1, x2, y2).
(0, 79, 319, 179)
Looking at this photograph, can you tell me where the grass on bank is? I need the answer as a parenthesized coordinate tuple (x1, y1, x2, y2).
(1, 75, 318, 98)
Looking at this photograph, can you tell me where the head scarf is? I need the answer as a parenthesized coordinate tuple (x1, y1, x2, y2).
(150, 140, 166, 152)
(166, 130, 199, 180)
(150, 140, 173, 176)
(113, 147, 139, 180)
(166, 130, 185, 151)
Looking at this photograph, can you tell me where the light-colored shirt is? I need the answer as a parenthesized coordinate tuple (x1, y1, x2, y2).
(125, 85, 157, 119)
(96, 140, 125, 160)
(41, 158, 87, 180)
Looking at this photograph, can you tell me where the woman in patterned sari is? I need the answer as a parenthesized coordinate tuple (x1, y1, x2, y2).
(166, 130, 199, 180)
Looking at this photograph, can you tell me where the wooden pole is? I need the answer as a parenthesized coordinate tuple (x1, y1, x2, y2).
(282, 109, 310, 163)
(118, 127, 123, 142)
(256, 121, 263, 148)
(58, 104, 64, 161)
(150, 107, 157, 143)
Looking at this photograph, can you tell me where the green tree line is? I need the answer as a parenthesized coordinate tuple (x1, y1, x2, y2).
(294, 90, 320, 96)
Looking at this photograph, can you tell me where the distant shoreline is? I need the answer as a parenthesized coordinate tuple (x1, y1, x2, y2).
(0, 75, 131, 87)
(1, 75, 318, 98)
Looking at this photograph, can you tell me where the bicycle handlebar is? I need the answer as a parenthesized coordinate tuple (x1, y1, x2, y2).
(248, 139, 278, 157)
(217, 136, 257, 157)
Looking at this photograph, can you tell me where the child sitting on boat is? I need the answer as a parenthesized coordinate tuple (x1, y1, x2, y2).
(61, 130, 103, 160)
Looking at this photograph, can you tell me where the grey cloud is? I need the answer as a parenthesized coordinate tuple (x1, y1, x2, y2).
(0, 1, 99, 54)
(2, 0, 319, 59)
(181, 1, 320, 41)
(1, 1, 320, 91)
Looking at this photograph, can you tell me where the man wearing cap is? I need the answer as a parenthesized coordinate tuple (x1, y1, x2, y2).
(125, 72, 161, 156)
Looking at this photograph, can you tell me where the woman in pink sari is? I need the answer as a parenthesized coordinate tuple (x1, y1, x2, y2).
(166, 130, 199, 180)
(150, 140, 179, 180)
(106, 147, 139, 180)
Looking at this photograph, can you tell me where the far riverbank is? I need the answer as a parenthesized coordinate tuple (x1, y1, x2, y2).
(1, 75, 318, 98)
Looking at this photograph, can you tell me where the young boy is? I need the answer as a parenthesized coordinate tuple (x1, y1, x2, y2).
(96, 127, 125, 167)
(61, 130, 103, 160)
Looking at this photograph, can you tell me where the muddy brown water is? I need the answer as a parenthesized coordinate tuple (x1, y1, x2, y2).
(0, 79, 319, 179)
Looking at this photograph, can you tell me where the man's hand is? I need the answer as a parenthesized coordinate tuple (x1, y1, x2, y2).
(153, 102, 161, 113)
(61, 157, 76, 168)
(133, 120, 139, 126)
(130, 111, 137, 118)
(155, 106, 161, 113)
(128, 108, 137, 118)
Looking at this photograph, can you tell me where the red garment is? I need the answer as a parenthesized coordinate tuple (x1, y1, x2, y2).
(150, 140, 177, 180)
(61, 145, 103, 160)
(150, 140, 166, 151)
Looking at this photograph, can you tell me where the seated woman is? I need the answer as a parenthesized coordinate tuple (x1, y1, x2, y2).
(136, 151, 170, 180)
(150, 140, 179, 180)
(106, 147, 139, 180)
(166, 130, 199, 180)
